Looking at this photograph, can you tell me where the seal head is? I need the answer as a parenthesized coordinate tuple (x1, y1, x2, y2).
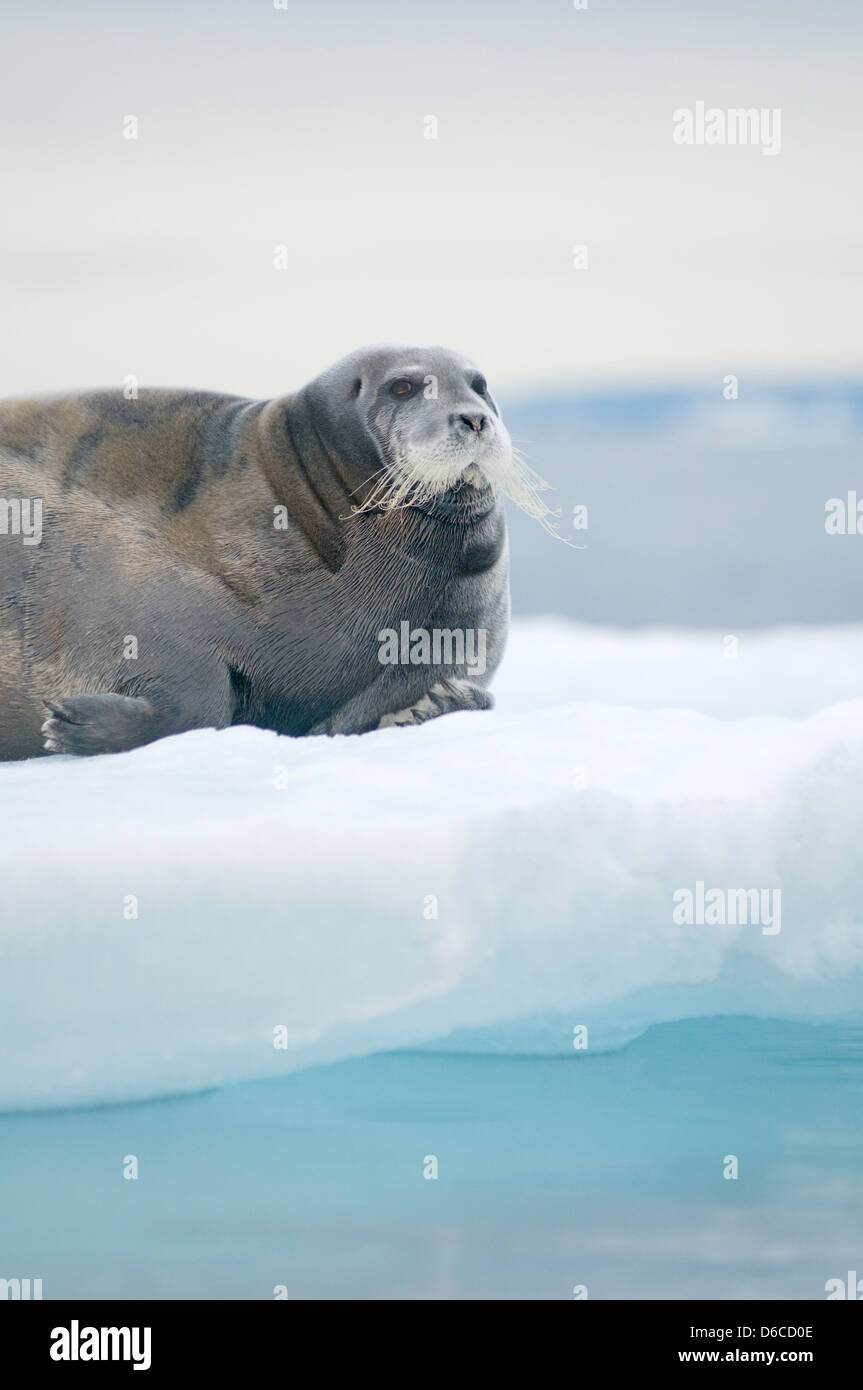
(297, 342, 510, 521)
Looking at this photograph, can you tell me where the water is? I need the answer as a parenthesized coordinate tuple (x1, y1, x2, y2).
(1, 1015, 861, 1300)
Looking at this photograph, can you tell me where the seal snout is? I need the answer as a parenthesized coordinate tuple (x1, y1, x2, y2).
(454, 411, 489, 436)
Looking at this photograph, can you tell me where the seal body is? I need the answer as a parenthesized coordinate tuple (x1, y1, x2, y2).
(0, 344, 510, 759)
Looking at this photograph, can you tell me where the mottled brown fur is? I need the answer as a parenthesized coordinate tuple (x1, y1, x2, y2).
(0, 347, 510, 759)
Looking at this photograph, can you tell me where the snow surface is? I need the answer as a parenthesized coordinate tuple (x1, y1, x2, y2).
(2, 619, 863, 1112)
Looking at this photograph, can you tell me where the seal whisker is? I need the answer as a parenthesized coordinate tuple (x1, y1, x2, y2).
(348, 464, 388, 499)
(493, 445, 582, 547)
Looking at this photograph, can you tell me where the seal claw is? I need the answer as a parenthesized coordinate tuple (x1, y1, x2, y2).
(43, 698, 81, 724)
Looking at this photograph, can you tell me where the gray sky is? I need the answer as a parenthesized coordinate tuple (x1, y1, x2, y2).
(0, 0, 860, 397)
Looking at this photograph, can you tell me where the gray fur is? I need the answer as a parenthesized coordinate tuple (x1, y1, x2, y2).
(0, 343, 510, 759)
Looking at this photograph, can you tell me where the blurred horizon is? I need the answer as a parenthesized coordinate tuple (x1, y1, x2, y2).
(1, 0, 860, 630)
(0, 0, 861, 399)
(505, 378, 863, 628)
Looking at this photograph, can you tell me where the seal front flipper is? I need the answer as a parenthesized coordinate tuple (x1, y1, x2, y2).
(308, 677, 494, 737)
(376, 679, 494, 730)
(42, 693, 197, 757)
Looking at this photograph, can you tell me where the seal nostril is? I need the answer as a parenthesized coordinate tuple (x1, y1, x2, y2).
(459, 413, 487, 435)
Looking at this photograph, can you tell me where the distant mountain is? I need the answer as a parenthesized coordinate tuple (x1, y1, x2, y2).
(503, 382, 863, 627)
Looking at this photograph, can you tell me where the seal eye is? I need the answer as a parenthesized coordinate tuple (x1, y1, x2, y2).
(472, 375, 488, 396)
(390, 379, 414, 398)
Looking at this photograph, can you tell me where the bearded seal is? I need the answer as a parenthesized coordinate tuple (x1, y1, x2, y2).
(0, 343, 550, 760)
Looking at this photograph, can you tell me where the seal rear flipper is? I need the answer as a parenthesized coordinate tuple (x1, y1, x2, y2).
(41, 692, 224, 757)
(41, 695, 161, 756)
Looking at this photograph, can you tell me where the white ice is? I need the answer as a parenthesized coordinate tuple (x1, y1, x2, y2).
(1, 620, 862, 1111)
